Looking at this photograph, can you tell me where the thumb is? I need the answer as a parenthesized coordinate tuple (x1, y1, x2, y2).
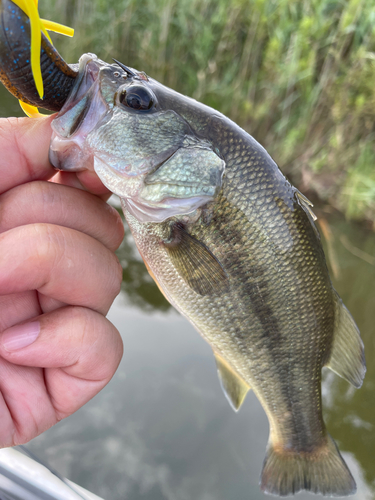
(0, 115, 55, 194)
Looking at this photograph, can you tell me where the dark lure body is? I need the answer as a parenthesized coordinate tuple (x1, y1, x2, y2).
(0, 2, 366, 495)
(0, 0, 76, 110)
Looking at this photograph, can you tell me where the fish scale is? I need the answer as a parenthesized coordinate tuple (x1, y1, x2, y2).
(126, 147, 328, 424)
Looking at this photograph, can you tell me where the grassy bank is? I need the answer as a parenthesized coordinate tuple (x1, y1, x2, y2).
(44, 0, 375, 222)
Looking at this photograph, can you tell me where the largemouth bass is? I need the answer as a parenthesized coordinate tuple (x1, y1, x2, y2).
(49, 55, 365, 497)
(0, 2, 366, 495)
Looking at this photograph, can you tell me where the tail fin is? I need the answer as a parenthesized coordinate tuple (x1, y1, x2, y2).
(260, 435, 356, 497)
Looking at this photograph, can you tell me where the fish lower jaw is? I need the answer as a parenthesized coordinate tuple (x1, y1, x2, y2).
(93, 156, 145, 198)
(124, 195, 212, 223)
(94, 156, 213, 223)
(49, 135, 92, 172)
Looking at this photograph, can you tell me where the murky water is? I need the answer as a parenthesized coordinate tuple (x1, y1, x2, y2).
(1, 86, 374, 499)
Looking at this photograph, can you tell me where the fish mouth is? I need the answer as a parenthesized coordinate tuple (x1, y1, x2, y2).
(49, 54, 109, 172)
(64, 55, 101, 108)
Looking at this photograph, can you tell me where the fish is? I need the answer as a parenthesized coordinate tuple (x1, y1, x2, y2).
(0, 0, 366, 496)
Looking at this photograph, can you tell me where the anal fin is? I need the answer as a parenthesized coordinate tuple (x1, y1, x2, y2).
(325, 290, 366, 388)
(214, 352, 250, 412)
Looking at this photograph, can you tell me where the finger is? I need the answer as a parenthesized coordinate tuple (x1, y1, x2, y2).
(0, 116, 55, 194)
(0, 116, 111, 198)
(0, 224, 123, 314)
(0, 306, 123, 443)
(0, 181, 124, 251)
(0, 291, 41, 332)
(52, 170, 111, 199)
(0, 361, 53, 447)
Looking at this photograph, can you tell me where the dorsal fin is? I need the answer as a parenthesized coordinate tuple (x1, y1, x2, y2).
(325, 290, 366, 388)
(295, 190, 317, 220)
(163, 222, 229, 296)
(214, 352, 250, 411)
(295, 190, 321, 240)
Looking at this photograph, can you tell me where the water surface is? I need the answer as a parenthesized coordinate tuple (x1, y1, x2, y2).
(27, 209, 375, 500)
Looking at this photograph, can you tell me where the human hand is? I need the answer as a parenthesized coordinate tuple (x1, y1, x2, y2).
(0, 116, 124, 447)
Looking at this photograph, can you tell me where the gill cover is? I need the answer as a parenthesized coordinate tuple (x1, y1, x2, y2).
(48, 54, 226, 223)
(0, 0, 77, 111)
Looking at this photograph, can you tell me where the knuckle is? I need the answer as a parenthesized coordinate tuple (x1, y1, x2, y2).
(24, 180, 55, 210)
(93, 202, 125, 251)
(0, 181, 54, 231)
(68, 306, 123, 380)
(0, 118, 37, 179)
(110, 255, 123, 298)
(31, 224, 65, 270)
(107, 206, 125, 249)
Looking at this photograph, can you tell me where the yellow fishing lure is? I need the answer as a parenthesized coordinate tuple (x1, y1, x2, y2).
(11, 0, 74, 116)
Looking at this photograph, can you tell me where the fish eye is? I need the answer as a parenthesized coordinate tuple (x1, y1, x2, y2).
(118, 86, 154, 110)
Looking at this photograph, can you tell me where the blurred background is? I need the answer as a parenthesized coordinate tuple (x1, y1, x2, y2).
(46, 0, 375, 223)
(0, 0, 375, 498)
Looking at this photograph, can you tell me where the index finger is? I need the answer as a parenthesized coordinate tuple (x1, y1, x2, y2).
(0, 116, 55, 194)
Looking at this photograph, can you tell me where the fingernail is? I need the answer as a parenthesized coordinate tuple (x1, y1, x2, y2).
(1, 321, 40, 351)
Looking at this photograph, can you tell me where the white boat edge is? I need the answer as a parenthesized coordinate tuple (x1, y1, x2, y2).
(0, 447, 105, 500)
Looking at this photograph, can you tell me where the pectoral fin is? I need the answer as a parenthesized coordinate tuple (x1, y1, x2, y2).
(214, 352, 250, 411)
(163, 223, 229, 296)
(325, 290, 366, 388)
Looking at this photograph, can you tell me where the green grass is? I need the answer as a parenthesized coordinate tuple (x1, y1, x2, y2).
(43, 0, 375, 222)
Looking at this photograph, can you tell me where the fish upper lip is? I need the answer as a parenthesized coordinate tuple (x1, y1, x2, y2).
(50, 56, 110, 174)
(65, 55, 101, 110)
